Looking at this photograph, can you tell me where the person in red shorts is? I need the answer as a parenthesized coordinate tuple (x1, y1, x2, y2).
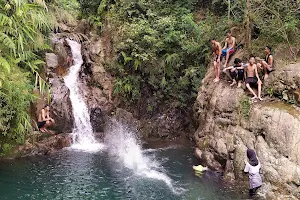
(222, 30, 236, 67)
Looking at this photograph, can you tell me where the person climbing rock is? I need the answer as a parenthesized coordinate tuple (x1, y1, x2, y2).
(210, 37, 222, 83)
(223, 58, 246, 87)
(222, 30, 236, 68)
(257, 46, 274, 80)
(37, 104, 55, 133)
(244, 56, 263, 101)
(244, 149, 262, 196)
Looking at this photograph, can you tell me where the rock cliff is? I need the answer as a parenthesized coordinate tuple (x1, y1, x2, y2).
(44, 21, 114, 133)
(194, 62, 300, 199)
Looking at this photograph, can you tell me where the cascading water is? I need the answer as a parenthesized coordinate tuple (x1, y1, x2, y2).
(64, 39, 103, 151)
(64, 39, 180, 194)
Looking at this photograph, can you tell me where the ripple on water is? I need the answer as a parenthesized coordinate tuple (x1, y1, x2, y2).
(0, 145, 247, 200)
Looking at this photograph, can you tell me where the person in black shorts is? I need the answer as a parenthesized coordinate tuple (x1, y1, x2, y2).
(244, 57, 263, 101)
(37, 104, 55, 133)
(223, 58, 246, 87)
(257, 46, 274, 80)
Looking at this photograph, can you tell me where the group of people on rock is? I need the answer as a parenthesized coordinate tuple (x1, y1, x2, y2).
(210, 30, 274, 101)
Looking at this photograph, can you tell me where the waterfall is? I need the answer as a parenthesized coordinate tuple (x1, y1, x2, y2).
(64, 39, 103, 152)
(63, 39, 180, 194)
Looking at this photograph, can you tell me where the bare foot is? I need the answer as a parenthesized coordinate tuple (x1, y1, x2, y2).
(230, 81, 236, 86)
(43, 128, 49, 133)
(40, 128, 46, 133)
(251, 96, 258, 100)
(237, 82, 242, 88)
(213, 78, 220, 83)
(258, 97, 263, 101)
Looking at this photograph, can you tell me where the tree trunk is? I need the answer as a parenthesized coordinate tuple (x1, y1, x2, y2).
(245, 0, 251, 50)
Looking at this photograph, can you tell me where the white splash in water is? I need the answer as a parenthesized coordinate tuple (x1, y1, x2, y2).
(64, 39, 103, 152)
(104, 120, 183, 194)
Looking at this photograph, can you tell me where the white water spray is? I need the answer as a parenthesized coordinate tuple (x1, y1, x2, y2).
(64, 39, 103, 152)
(104, 120, 183, 194)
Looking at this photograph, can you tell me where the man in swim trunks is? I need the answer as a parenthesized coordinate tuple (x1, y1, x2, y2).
(223, 58, 246, 88)
(210, 37, 222, 82)
(257, 46, 274, 80)
(244, 57, 263, 101)
(37, 104, 55, 133)
(222, 30, 236, 67)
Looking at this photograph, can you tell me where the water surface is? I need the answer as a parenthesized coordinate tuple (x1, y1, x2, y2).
(0, 143, 248, 200)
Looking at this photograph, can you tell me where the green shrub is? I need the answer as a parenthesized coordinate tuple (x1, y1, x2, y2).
(238, 96, 251, 120)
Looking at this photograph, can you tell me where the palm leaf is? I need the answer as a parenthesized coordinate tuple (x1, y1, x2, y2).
(0, 33, 16, 50)
(0, 13, 12, 26)
(0, 57, 11, 73)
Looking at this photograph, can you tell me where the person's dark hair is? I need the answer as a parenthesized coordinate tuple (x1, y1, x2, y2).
(233, 58, 242, 64)
(44, 104, 49, 108)
(247, 149, 259, 166)
(265, 46, 272, 52)
(249, 55, 255, 59)
(209, 37, 215, 42)
(227, 30, 232, 34)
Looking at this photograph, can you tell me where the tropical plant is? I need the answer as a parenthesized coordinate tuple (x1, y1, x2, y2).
(0, 0, 55, 151)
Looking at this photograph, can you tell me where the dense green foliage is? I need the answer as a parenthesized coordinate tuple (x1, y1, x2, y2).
(1, 0, 300, 152)
(0, 0, 58, 152)
(91, 0, 300, 108)
(101, 0, 224, 108)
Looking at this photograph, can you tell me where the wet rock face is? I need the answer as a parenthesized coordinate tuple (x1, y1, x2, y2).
(90, 107, 106, 133)
(46, 37, 73, 133)
(45, 27, 114, 133)
(139, 108, 195, 139)
(194, 66, 300, 198)
(15, 133, 72, 157)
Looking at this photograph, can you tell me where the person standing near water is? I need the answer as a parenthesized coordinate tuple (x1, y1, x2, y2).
(244, 149, 262, 196)
(37, 104, 55, 133)
(210, 37, 222, 83)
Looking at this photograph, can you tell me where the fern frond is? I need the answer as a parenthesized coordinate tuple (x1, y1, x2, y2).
(0, 13, 12, 26)
(0, 33, 16, 50)
(0, 57, 11, 73)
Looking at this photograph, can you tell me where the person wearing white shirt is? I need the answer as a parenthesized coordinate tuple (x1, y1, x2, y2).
(244, 149, 262, 196)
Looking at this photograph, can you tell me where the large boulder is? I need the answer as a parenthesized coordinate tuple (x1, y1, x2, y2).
(263, 63, 300, 105)
(194, 64, 300, 198)
(15, 133, 72, 157)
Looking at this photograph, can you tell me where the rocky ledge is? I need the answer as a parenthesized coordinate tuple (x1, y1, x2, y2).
(194, 63, 300, 199)
(12, 133, 72, 158)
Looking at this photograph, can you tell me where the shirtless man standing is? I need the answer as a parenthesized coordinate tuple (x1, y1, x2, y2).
(244, 57, 263, 101)
(222, 30, 236, 67)
(257, 46, 274, 80)
(210, 37, 222, 82)
(38, 104, 55, 133)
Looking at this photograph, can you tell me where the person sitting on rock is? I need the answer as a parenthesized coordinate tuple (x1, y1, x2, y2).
(244, 149, 262, 196)
(244, 56, 263, 101)
(257, 46, 274, 80)
(210, 37, 222, 83)
(221, 30, 236, 67)
(37, 104, 55, 133)
(223, 58, 246, 87)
